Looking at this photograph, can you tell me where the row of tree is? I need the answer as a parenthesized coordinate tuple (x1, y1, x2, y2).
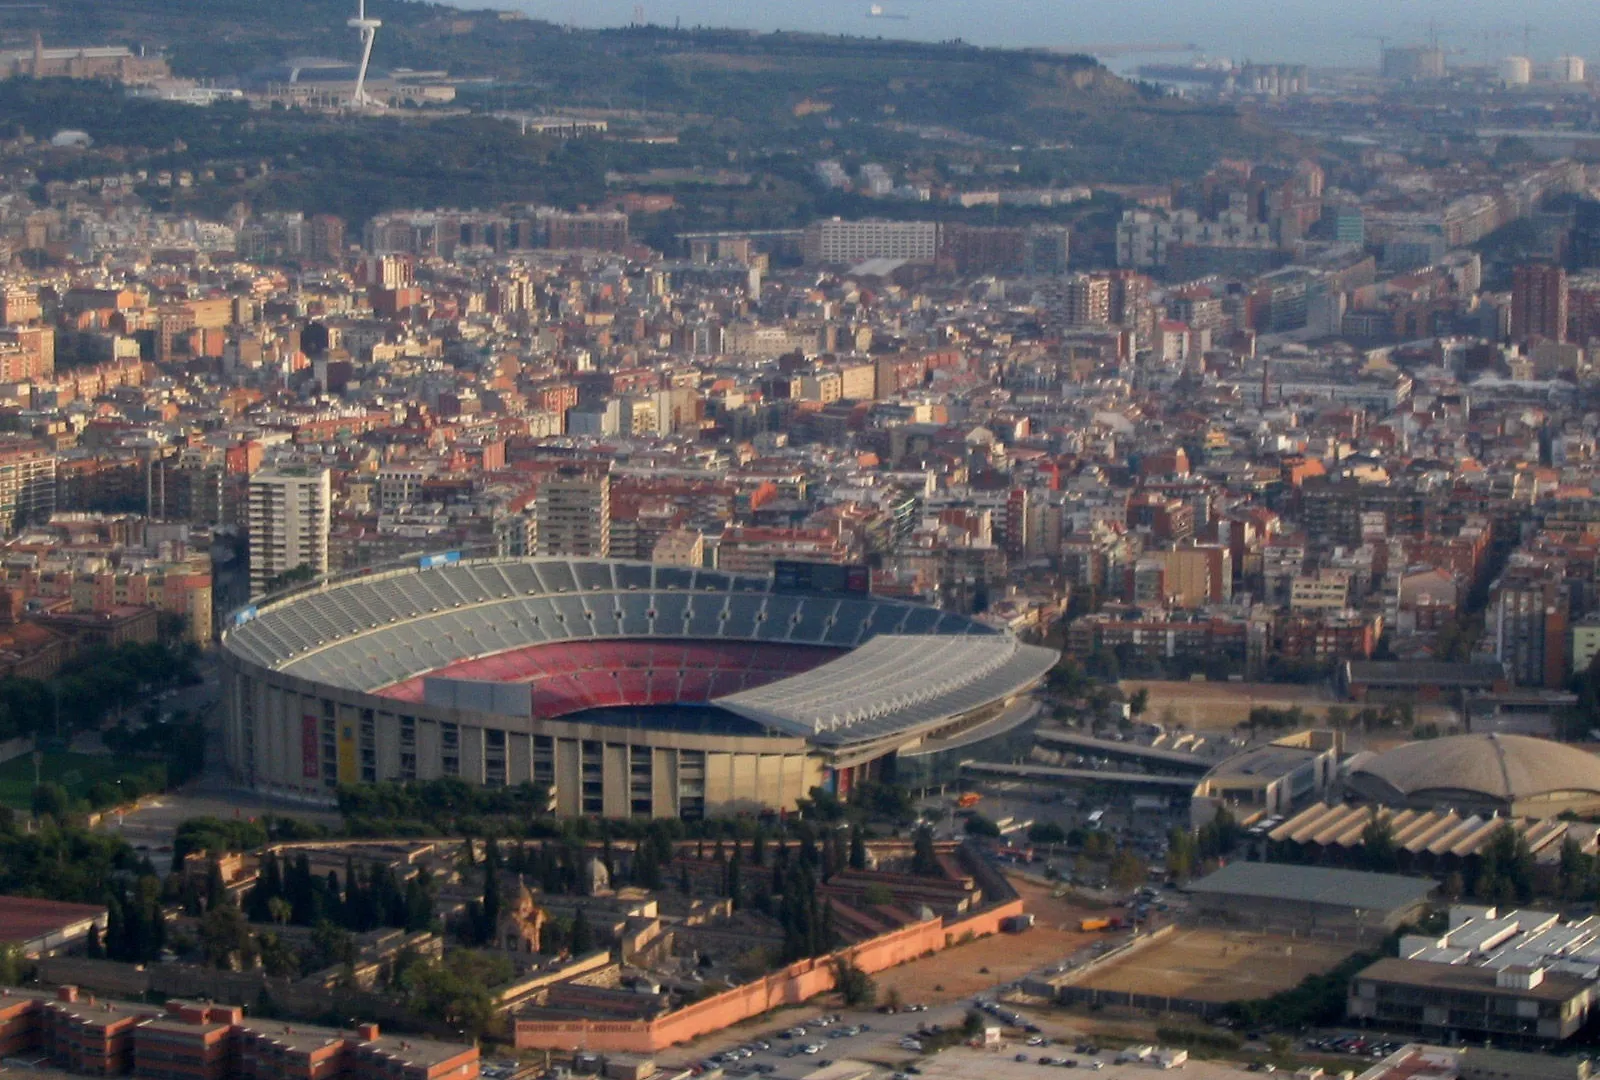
(0, 639, 199, 743)
(242, 850, 436, 934)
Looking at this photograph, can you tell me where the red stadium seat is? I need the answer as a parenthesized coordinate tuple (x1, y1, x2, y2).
(373, 638, 851, 712)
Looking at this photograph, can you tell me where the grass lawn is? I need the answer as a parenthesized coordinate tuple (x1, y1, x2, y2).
(0, 751, 154, 809)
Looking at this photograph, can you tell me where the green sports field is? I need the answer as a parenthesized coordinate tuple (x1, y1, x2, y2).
(0, 750, 155, 809)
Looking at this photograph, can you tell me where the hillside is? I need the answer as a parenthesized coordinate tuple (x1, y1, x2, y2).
(0, 0, 1305, 234)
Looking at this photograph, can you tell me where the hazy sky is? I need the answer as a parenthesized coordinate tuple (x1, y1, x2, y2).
(475, 0, 1600, 70)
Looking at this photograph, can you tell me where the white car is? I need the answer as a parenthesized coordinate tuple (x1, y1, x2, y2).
(803, 1044, 823, 1054)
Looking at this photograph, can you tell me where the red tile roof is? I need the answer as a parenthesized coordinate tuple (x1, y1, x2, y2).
(0, 896, 105, 944)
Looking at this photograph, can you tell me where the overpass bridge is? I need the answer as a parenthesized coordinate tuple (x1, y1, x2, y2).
(960, 761, 1199, 792)
(1034, 729, 1215, 776)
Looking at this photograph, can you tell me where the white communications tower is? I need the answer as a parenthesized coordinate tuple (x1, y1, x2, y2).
(348, 0, 381, 108)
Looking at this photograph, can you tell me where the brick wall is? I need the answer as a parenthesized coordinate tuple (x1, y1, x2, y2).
(514, 898, 1025, 1053)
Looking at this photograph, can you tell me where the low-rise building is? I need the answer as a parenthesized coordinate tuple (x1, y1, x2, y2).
(1348, 957, 1597, 1045)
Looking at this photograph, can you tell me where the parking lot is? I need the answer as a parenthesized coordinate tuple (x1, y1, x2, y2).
(672, 1007, 942, 1080)
(1300, 1034, 1408, 1062)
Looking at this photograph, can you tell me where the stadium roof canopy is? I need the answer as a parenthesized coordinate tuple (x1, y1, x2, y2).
(713, 634, 1057, 745)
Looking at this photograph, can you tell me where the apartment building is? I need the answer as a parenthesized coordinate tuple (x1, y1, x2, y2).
(802, 218, 940, 265)
(0, 436, 55, 531)
(247, 466, 331, 598)
(535, 467, 611, 558)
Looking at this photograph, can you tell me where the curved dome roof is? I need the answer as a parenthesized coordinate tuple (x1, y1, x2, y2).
(1351, 733, 1600, 803)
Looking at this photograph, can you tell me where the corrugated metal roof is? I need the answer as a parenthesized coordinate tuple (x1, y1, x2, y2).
(1186, 861, 1435, 913)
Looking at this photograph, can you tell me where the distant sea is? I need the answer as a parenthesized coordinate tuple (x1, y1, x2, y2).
(469, 0, 1600, 73)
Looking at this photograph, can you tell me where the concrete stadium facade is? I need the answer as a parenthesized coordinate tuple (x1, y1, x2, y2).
(220, 556, 1055, 815)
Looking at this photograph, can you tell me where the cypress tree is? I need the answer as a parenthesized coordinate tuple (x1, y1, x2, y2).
(728, 845, 743, 910)
(569, 906, 594, 955)
(481, 859, 501, 946)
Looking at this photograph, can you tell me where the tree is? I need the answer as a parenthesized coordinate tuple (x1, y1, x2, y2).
(204, 858, 226, 912)
(1045, 655, 1088, 698)
(262, 562, 318, 594)
(632, 845, 663, 890)
(1560, 835, 1593, 901)
(728, 844, 745, 910)
(1027, 821, 1066, 846)
(1361, 810, 1397, 872)
(1165, 827, 1196, 882)
(1487, 823, 1536, 903)
(911, 825, 939, 875)
(1197, 806, 1240, 858)
(964, 814, 1000, 838)
(256, 931, 299, 977)
(307, 919, 356, 972)
(569, 906, 595, 956)
(0, 944, 29, 986)
(30, 782, 70, 820)
(396, 950, 512, 1038)
(862, 882, 895, 906)
(198, 903, 254, 970)
(834, 956, 877, 1008)
(1128, 688, 1150, 717)
(1109, 848, 1147, 891)
(479, 858, 502, 947)
(84, 923, 103, 959)
(848, 825, 867, 871)
(403, 872, 434, 933)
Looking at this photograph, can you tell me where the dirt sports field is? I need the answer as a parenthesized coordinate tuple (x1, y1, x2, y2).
(873, 878, 1100, 1003)
(1077, 927, 1355, 1003)
(1119, 680, 1458, 733)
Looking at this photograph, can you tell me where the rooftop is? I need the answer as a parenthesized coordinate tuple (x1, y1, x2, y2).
(902, 1047, 1258, 1080)
(0, 895, 105, 945)
(1186, 862, 1435, 913)
(1345, 660, 1506, 686)
(1202, 740, 1322, 784)
(1350, 733, 1600, 805)
(1355, 957, 1592, 1002)
(714, 634, 1056, 745)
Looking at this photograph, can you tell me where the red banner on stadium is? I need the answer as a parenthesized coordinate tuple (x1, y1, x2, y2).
(302, 716, 319, 778)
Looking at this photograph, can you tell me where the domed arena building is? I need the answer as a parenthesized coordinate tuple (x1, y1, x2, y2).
(1343, 732, 1600, 818)
(220, 555, 1056, 816)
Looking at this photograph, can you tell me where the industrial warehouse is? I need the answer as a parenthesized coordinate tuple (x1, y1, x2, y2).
(1184, 861, 1436, 938)
(219, 555, 1057, 813)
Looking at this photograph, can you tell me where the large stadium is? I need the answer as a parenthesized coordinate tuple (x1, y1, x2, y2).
(220, 556, 1056, 816)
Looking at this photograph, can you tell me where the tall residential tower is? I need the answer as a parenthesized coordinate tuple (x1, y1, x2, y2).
(248, 466, 331, 598)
